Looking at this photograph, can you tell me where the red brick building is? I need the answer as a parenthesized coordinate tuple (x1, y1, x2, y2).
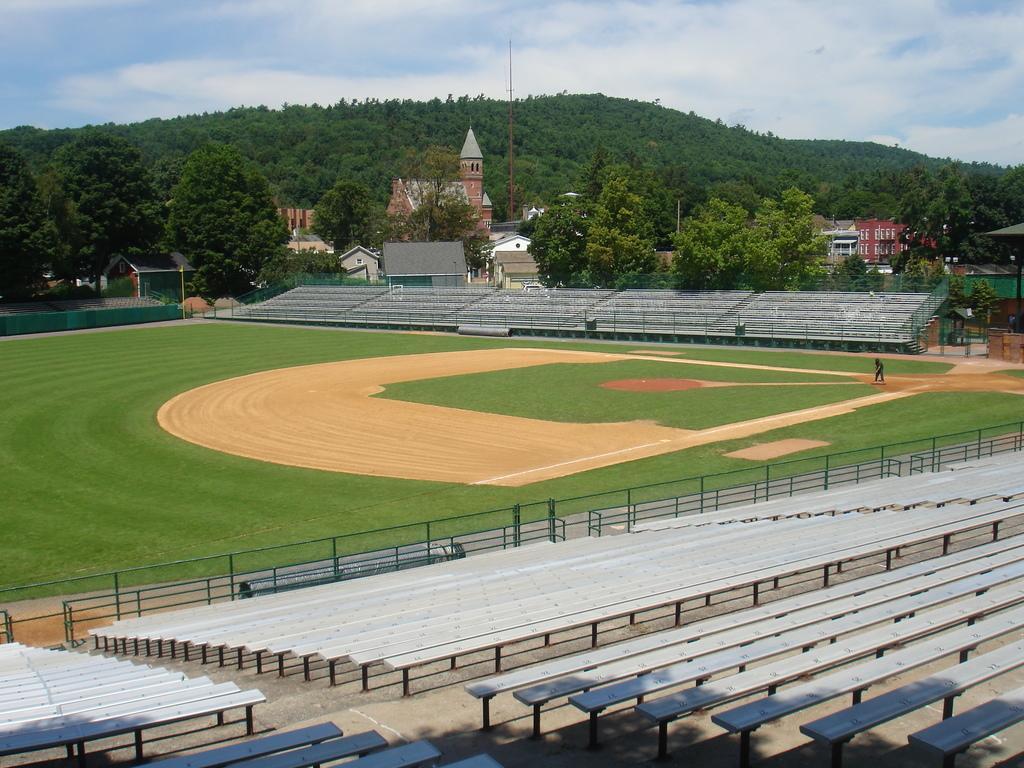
(279, 207, 315, 233)
(855, 218, 909, 265)
(387, 128, 493, 232)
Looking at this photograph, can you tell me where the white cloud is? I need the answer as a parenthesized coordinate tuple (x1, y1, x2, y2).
(894, 114, 1024, 165)
(42, 0, 1024, 165)
(0, 0, 140, 10)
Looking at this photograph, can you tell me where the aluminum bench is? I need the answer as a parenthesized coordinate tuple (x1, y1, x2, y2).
(149, 722, 346, 768)
(478, 544, 1024, 735)
(908, 684, 1024, 768)
(636, 601, 1024, 760)
(228, 730, 388, 768)
(800, 640, 1024, 767)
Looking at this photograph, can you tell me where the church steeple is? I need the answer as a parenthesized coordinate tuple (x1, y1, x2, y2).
(459, 127, 483, 209)
(460, 127, 483, 162)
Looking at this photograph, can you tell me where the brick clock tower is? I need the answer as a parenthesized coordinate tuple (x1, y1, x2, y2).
(460, 128, 492, 230)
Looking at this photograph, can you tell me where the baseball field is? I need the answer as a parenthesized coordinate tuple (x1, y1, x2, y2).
(3, 320, 1024, 589)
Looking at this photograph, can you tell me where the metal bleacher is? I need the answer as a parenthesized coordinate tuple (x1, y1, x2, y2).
(0, 643, 264, 766)
(716, 290, 944, 347)
(142, 721, 501, 768)
(0, 297, 162, 316)
(228, 284, 940, 350)
(590, 289, 751, 335)
(80, 458, 1024, 767)
(908, 684, 1024, 768)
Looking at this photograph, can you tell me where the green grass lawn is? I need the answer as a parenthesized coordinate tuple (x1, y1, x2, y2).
(1, 322, 1018, 590)
(378, 360, 874, 429)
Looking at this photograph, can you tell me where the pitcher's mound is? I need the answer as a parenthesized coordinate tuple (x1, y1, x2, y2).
(724, 438, 831, 461)
(602, 378, 710, 392)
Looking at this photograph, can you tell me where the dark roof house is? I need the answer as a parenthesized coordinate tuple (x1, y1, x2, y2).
(382, 242, 467, 287)
(103, 252, 194, 300)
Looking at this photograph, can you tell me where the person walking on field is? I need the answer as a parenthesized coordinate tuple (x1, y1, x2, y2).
(874, 357, 885, 384)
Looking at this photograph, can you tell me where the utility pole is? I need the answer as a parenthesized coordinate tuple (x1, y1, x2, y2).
(507, 41, 515, 224)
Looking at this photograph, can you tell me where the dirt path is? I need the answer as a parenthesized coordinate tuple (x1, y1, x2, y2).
(158, 348, 1024, 487)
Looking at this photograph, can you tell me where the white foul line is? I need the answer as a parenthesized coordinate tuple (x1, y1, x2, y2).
(472, 439, 672, 485)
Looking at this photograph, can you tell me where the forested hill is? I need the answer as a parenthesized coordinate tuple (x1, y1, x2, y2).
(0, 93, 985, 218)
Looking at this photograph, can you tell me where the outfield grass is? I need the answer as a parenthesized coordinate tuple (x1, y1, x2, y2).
(379, 360, 874, 429)
(2, 322, 1019, 589)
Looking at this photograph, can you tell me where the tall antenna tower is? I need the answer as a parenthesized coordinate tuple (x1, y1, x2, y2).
(507, 40, 515, 223)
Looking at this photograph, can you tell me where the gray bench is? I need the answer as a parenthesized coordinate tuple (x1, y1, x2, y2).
(800, 640, 1024, 767)
(442, 757, 504, 768)
(0, 688, 264, 767)
(150, 723, 346, 768)
(634, 597, 1024, 759)
(908, 684, 1024, 768)
(230, 731, 388, 768)
(512, 556, 1024, 738)
(466, 538, 1024, 732)
(338, 740, 440, 768)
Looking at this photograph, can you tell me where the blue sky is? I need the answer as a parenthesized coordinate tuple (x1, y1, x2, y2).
(2, 0, 1023, 165)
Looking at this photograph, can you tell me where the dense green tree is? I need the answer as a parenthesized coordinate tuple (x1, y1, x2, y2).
(0, 143, 53, 299)
(999, 165, 1024, 221)
(387, 145, 490, 270)
(947, 274, 969, 310)
(0, 94, 959, 223)
(529, 197, 592, 286)
(53, 132, 163, 290)
(706, 179, 762, 215)
(578, 145, 610, 199)
(584, 175, 658, 285)
(167, 143, 288, 297)
(898, 164, 974, 264)
(749, 187, 828, 290)
(313, 179, 377, 251)
(969, 279, 999, 324)
(671, 198, 752, 289)
(36, 167, 78, 284)
(835, 252, 870, 291)
(259, 249, 346, 286)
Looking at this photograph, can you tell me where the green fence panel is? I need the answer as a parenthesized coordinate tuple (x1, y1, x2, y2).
(0, 304, 181, 337)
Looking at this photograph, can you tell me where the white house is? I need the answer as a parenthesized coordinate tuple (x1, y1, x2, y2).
(490, 234, 537, 289)
(338, 246, 381, 281)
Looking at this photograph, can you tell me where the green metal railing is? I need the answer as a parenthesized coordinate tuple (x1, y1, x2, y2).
(586, 457, 903, 535)
(3, 419, 1022, 644)
(902, 277, 949, 347)
(60, 513, 564, 642)
(0, 610, 11, 644)
(907, 431, 1024, 474)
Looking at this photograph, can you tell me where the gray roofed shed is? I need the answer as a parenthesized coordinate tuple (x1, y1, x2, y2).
(382, 242, 467, 287)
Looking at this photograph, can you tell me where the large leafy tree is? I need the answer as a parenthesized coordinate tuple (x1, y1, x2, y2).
(313, 179, 377, 251)
(388, 145, 490, 270)
(748, 187, 827, 290)
(0, 143, 53, 299)
(53, 132, 163, 291)
(969, 279, 999, 324)
(897, 163, 974, 266)
(529, 197, 592, 286)
(168, 143, 288, 297)
(584, 175, 658, 286)
(835, 252, 870, 290)
(671, 198, 752, 289)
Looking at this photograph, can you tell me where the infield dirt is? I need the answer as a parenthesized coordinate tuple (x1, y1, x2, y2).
(158, 348, 1024, 487)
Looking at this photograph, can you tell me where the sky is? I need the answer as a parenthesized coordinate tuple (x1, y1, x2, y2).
(1, 0, 1023, 166)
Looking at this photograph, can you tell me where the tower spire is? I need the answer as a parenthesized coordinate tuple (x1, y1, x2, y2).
(507, 40, 515, 223)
